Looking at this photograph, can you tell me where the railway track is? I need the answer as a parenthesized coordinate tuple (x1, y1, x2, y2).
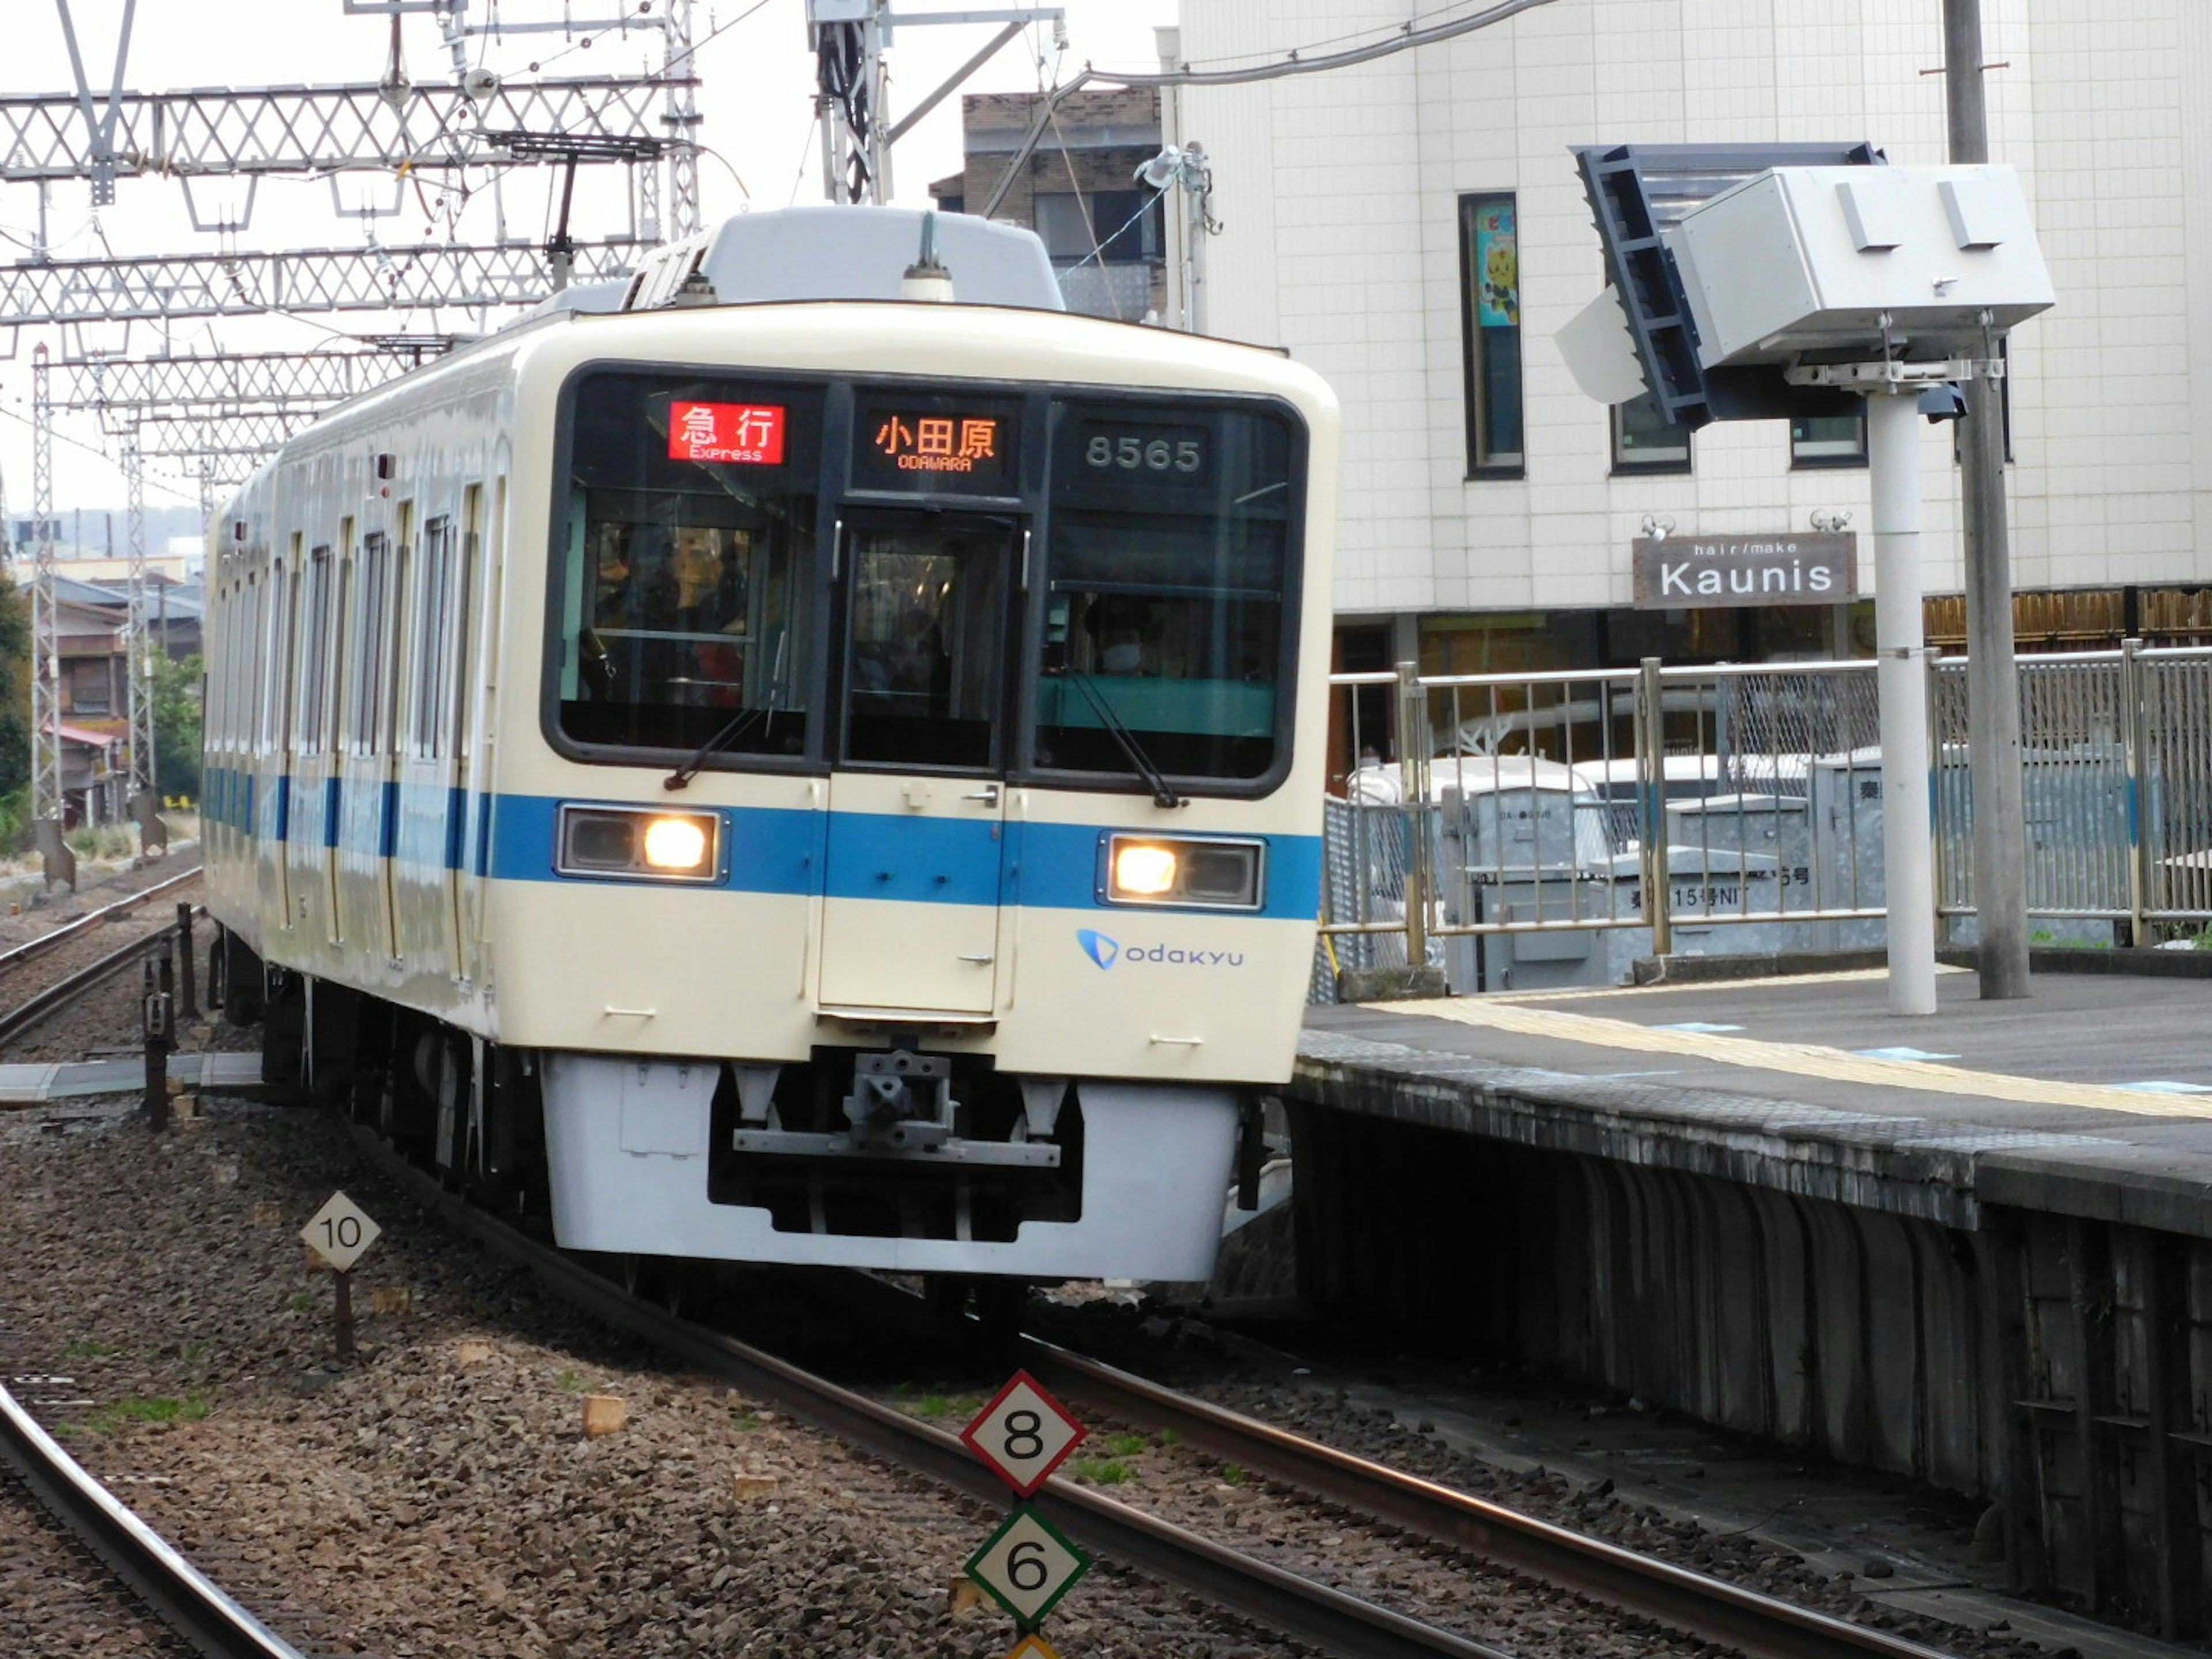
(0, 865, 201, 975)
(1010, 1335, 1952, 1659)
(0, 865, 205, 1049)
(351, 1124, 1960, 1659)
(0, 884, 1966, 1658)
(0, 1375, 302, 1659)
(0, 863, 312, 1659)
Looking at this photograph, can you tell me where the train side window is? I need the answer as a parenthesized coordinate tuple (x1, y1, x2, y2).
(414, 517, 453, 758)
(350, 532, 391, 756)
(452, 490, 480, 760)
(207, 585, 231, 745)
(331, 551, 357, 755)
(298, 544, 332, 755)
(267, 540, 296, 753)
(233, 575, 260, 746)
(388, 514, 411, 757)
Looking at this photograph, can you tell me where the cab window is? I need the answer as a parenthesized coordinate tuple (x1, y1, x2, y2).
(1032, 401, 1299, 783)
(552, 371, 820, 759)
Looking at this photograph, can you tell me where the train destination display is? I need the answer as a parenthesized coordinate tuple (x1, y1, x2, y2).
(666, 399, 787, 465)
(856, 400, 1013, 487)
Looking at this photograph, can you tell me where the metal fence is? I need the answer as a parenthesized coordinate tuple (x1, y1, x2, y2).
(1317, 644, 2212, 999)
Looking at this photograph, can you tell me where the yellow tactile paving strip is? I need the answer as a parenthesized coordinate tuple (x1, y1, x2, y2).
(1370, 991, 2212, 1122)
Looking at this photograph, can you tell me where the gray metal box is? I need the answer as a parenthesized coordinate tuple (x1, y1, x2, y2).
(1670, 165, 2054, 368)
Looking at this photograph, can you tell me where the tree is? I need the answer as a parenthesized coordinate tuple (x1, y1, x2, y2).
(150, 649, 204, 802)
(0, 577, 31, 842)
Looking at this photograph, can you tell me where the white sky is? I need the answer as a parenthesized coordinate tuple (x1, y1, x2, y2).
(0, 0, 1179, 522)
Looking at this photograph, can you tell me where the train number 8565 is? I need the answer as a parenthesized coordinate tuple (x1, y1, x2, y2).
(1085, 432, 1202, 474)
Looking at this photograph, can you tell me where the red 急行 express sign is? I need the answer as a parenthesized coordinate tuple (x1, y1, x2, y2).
(668, 400, 786, 465)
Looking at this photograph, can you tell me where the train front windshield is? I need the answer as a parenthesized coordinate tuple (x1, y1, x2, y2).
(550, 368, 1302, 793)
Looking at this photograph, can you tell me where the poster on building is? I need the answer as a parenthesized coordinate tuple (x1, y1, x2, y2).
(1473, 201, 1517, 328)
(1632, 532, 1857, 609)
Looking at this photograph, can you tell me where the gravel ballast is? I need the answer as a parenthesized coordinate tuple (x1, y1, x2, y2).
(1, 1090, 1315, 1659)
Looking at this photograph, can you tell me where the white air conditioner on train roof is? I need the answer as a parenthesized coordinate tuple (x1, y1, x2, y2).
(617, 206, 1066, 313)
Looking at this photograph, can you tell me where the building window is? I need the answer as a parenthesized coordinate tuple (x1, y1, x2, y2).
(1611, 390, 1690, 474)
(1460, 194, 1522, 476)
(1034, 190, 1161, 264)
(65, 658, 112, 715)
(1791, 405, 1868, 467)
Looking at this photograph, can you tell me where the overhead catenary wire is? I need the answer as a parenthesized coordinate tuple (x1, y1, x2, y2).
(1173, 0, 1519, 76)
(0, 402, 206, 508)
(2, 2, 694, 512)
(982, 0, 1556, 218)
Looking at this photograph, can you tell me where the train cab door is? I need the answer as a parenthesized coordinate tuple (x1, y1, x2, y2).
(817, 512, 1019, 1017)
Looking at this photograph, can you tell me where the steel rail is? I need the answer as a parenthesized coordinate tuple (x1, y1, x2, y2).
(1013, 1339, 1955, 1659)
(0, 903, 205, 1048)
(0, 1380, 303, 1658)
(349, 1125, 1506, 1659)
(0, 865, 201, 976)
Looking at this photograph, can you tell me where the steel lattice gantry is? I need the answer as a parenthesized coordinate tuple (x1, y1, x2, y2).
(120, 411, 320, 459)
(54, 346, 445, 414)
(0, 75, 695, 181)
(0, 240, 642, 325)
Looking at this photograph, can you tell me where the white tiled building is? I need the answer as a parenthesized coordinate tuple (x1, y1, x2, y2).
(1175, 1, 2212, 674)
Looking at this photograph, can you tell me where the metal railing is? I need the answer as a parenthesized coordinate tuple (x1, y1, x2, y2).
(1317, 643, 2212, 999)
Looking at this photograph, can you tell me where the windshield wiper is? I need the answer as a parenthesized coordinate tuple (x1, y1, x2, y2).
(1057, 669, 1185, 809)
(664, 707, 767, 790)
(665, 634, 790, 790)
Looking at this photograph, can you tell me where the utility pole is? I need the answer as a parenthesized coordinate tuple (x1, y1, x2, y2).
(31, 344, 75, 891)
(1946, 0, 2031, 994)
(123, 427, 165, 850)
(808, 2, 1059, 206)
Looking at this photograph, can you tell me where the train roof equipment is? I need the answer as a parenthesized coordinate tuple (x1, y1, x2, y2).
(615, 206, 1063, 312)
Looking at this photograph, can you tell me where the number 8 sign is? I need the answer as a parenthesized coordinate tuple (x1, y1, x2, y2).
(960, 1370, 1086, 1497)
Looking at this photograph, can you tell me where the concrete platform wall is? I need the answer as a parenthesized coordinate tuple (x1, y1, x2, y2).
(1286, 1103, 2212, 1639)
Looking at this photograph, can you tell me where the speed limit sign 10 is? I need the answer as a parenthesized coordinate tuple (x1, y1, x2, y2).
(301, 1191, 382, 1274)
(960, 1370, 1086, 1497)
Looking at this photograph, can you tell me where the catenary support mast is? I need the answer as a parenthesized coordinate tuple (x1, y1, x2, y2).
(123, 430, 154, 803)
(1945, 0, 2030, 993)
(30, 344, 73, 888)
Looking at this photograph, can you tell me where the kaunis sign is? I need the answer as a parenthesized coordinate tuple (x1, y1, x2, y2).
(1632, 531, 1856, 609)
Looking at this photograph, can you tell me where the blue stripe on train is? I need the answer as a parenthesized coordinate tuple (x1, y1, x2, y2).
(199, 764, 1323, 919)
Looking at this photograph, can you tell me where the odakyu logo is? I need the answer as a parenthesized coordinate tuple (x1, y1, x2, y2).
(1076, 927, 1244, 971)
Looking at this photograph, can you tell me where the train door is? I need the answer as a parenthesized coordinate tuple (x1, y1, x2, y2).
(378, 512, 411, 959)
(817, 511, 1018, 1016)
(454, 477, 502, 987)
(286, 539, 339, 946)
(445, 487, 483, 979)
(264, 544, 298, 937)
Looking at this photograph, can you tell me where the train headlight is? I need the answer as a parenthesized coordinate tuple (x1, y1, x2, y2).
(1112, 841, 1179, 896)
(1102, 834, 1264, 910)
(642, 815, 710, 872)
(557, 804, 719, 882)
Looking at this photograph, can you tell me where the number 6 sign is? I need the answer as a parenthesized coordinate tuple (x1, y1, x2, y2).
(960, 1370, 1086, 1497)
(965, 1505, 1090, 1627)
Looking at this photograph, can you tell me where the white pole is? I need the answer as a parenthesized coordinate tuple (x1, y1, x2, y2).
(1867, 389, 1937, 1016)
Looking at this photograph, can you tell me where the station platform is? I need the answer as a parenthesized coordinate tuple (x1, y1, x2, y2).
(1289, 963, 2212, 1631)
(0, 1050, 263, 1106)
(1299, 963, 2212, 1240)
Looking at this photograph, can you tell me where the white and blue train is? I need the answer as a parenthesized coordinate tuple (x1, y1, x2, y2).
(201, 207, 1338, 1286)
